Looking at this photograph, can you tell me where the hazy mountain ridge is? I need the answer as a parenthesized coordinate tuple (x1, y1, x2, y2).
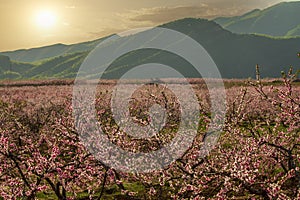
(102, 18, 299, 79)
(1, 18, 299, 79)
(0, 2, 300, 79)
(23, 51, 88, 79)
(214, 1, 300, 37)
(0, 35, 115, 63)
(0, 52, 88, 79)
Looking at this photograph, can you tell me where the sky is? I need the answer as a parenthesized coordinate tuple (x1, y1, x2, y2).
(0, 0, 298, 51)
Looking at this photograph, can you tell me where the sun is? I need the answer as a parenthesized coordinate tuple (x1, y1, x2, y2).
(35, 10, 57, 29)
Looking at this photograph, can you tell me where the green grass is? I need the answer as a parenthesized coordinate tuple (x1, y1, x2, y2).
(33, 181, 146, 200)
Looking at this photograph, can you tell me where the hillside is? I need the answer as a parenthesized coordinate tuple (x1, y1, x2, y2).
(214, 1, 300, 37)
(159, 18, 300, 78)
(0, 19, 299, 79)
(22, 52, 88, 79)
(0, 35, 116, 63)
(98, 18, 300, 79)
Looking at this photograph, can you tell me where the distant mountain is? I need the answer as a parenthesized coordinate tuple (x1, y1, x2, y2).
(0, 55, 33, 79)
(0, 35, 115, 63)
(0, 18, 299, 79)
(21, 52, 88, 79)
(214, 1, 300, 37)
(0, 55, 11, 71)
(98, 18, 300, 79)
(158, 18, 300, 78)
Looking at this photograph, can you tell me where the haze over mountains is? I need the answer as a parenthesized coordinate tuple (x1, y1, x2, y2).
(1, 35, 115, 63)
(214, 1, 300, 37)
(0, 1, 299, 79)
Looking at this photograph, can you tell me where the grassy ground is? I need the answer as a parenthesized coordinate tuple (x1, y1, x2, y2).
(35, 182, 148, 200)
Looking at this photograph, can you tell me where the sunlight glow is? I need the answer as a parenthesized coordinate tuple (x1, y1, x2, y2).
(35, 10, 57, 29)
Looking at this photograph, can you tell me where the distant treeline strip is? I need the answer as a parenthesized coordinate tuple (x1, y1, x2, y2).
(1, 78, 298, 88)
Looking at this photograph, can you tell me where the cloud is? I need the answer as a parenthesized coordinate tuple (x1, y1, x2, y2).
(122, 5, 250, 25)
(119, 0, 285, 26)
(80, 0, 287, 41)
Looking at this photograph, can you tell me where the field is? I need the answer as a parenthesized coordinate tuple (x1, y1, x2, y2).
(0, 74, 299, 199)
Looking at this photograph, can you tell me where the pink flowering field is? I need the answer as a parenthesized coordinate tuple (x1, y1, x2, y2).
(0, 72, 299, 199)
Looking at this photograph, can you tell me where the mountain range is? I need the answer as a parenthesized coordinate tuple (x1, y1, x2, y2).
(0, 1, 300, 79)
(214, 1, 300, 37)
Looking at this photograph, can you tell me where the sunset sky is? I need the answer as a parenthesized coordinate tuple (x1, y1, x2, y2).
(0, 0, 298, 51)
